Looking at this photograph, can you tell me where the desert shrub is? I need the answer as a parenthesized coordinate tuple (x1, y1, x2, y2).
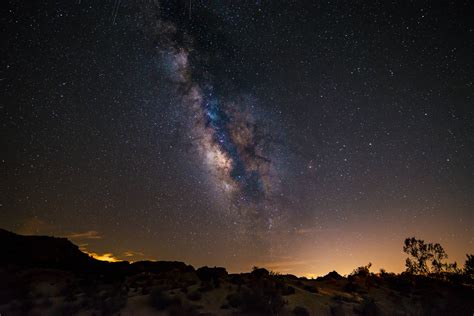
(330, 305, 345, 316)
(344, 280, 361, 293)
(0, 283, 24, 304)
(141, 286, 150, 295)
(80, 297, 91, 308)
(361, 298, 380, 316)
(293, 305, 310, 316)
(281, 285, 296, 295)
(229, 274, 244, 285)
(227, 286, 286, 313)
(284, 274, 298, 279)
(332, 294, 359, 303)
(187, 290, 202, 301)
(19, 298, 34, 313)
(226, 292, 243, 308)
(226, 270, 288, 313)
(196, 266, 227, 288)
(385, 274, 413, 294)
(351, 263, 372, 277)
(168, 304, 201, 316)
(51, 302, 81, 316)
(101, 294, 126, 314)
(251, 267, 270, 279)
(369, 275, 382, 288)
(271, 278, 295, 296)
(186, 279, 198, 286)
(39, 297, 53, 308)
(149, 288, 181, 310)
(303, 284, 319, 293)
(198, 283, 213, 292)
(64, 290, 77, 302)
(241, 288, 286, 314)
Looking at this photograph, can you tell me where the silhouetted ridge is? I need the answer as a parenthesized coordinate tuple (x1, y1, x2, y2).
(318, 270, 344, 281)
(130, 261, 195, 274)
(0, 228, 96, 270)
(0, 229, 196, 276)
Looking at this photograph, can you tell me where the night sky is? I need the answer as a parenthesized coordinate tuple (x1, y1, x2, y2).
(2, 0, 473, 276)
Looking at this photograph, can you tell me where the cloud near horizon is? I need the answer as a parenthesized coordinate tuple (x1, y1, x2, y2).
(78, 244, 146, 263)
(65, 230, 102, 240)
(79, 245, 120, 262)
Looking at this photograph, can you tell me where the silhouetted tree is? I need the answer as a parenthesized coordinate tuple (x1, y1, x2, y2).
(404, 237, 433, 274)
(464, 254, 474, 279)
(351, 262, 372, 277)
(403, 237, 458, 275)
(430, 242, 448, 273)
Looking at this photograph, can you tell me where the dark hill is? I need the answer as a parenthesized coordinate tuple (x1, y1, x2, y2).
(0, 229, 194, 276)
(317, 270, 344, 281)
(130, 260, 195, 274)
(0, 228, 97, 270)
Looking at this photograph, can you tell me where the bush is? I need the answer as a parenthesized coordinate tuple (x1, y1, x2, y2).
(102, 294, 126, 314)
(293, 305, 310, 316)
(303, 284, 319, 293)
(220, 303, 230, 309)
(330, 305, 345, 316)
(361, 298, 380, 316)
(39, 297, 53, 308)
(332, 294, 359, 303)
(197, 283, 213, 292)
(385, 274, 413, 294)
(281, 285, 296, 296)
(186, 291, 202, 301)
(245, 290, 285, 314)
(229, 274, 244, 285)
(196, 266, 227, 286)
(168, 304, 201, 316)
(251, 267, 270, 279)
(51, 302, 81, 316)
(226, 292, 243, 308)
(226, 286, 286, 314)
(149, 288, 181, 310)
(20, 299, 34, 313)
(344, 280, 361, 293)
(351, 263, 372, 277)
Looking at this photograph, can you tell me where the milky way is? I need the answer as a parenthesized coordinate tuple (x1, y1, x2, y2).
(157, 26, 276, 212)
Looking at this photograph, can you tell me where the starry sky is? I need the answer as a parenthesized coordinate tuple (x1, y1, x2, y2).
(2, 0, 473, 276)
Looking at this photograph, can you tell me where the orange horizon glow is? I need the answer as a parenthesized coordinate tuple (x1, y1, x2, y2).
(12, 218, 473, 279)
(80, 248, 121, 263)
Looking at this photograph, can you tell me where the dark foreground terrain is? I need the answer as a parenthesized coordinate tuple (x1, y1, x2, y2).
(0, 229, 473, 315)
